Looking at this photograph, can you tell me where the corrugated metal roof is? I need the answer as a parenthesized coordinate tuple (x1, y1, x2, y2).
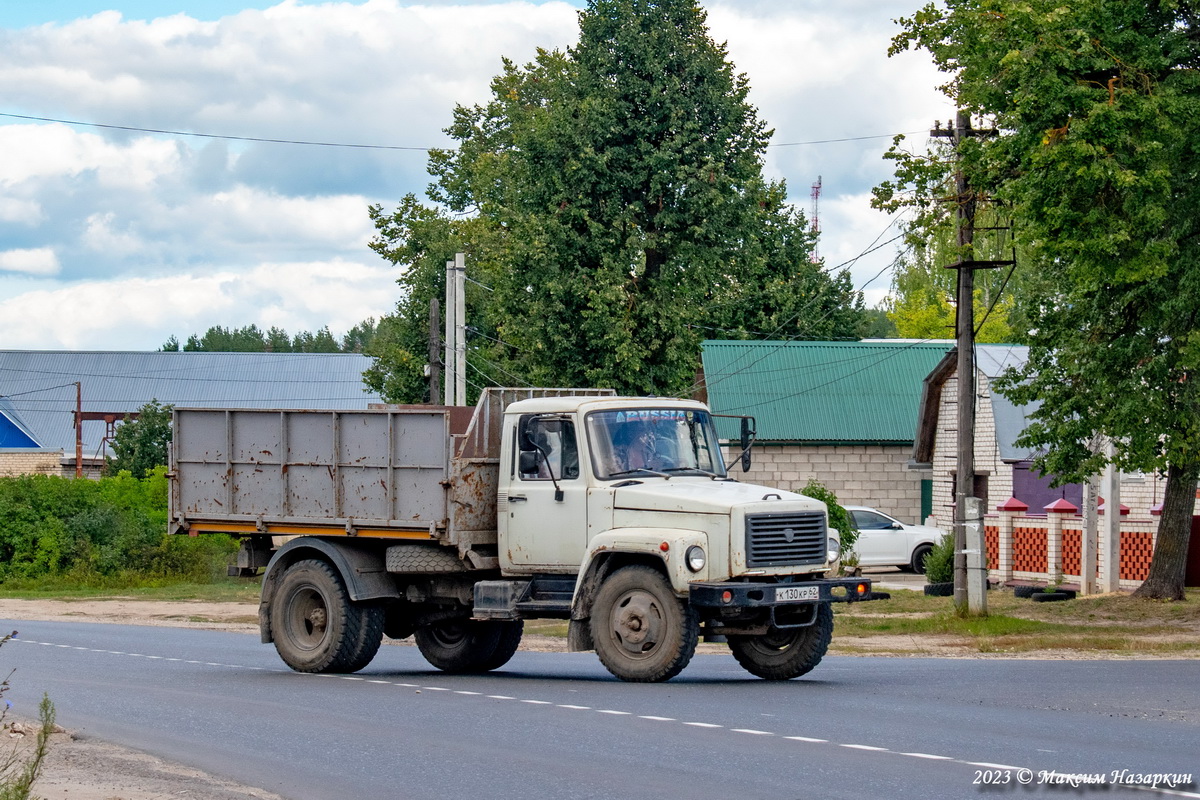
(701, 340, 954, 443)
(0, 351, 383, 457)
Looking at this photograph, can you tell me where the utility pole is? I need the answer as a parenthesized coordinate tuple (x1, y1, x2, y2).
(931, 110, 1001, 616)
(444, 259, 456, 406)
(454, 252, 466, 407)
(75, 382, 83, 478)
(427, 298, 441, 405)
(443, 254, 467, 406)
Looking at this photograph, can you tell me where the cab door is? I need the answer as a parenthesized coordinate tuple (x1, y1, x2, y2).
(499, 416, 588, 571)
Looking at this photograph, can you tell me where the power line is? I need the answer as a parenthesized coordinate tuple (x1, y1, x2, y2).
(681, 211, 914, 399)
(771, 130, 928, 147)
(0, 112, 434, 151)
(0, 111, 929, 154)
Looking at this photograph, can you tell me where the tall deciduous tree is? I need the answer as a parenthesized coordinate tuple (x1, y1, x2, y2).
(366, 0, 864, 401)
(891, 0, 1200, 599)
(106, 399, 172, 479)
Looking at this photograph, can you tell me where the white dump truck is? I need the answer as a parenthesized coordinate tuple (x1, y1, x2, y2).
(169, 388, 873, 682)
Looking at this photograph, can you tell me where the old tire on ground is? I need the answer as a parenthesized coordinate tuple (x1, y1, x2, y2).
(415, 619, 522, 673)
(910, 544, 933, 574)
(1012, 584, 1038, 598)
(1031, 591, 1071, 602)
(923, 582, 954, 597)
(271, 559, 383, 674)
(590, 565, 698, 683)
(727, 603, 834, 681)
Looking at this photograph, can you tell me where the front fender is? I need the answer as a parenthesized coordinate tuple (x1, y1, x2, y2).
(578, 528, 709, 599)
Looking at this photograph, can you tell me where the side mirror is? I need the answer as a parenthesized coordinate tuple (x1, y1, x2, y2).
(739, 416, 756, 472)
(519, 450, 539, 474)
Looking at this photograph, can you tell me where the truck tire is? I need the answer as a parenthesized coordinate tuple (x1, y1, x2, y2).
(271, 559, 384, 674)
(415, 619, 523, 673)
(590, 565, 698, 683)
(910, 544, 933, 574)
(727, 603, 833, 681)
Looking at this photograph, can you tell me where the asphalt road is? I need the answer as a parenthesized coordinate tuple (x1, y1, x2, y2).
(4, 619, 1198, 800)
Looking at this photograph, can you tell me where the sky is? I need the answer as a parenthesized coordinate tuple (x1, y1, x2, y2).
(0, 0, 955, 351)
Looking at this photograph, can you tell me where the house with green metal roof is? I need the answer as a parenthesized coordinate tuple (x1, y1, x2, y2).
(700, 339, 954, 524)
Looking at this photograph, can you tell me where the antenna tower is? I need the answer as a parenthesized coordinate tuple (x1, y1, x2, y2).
(810, 175, 822, 263)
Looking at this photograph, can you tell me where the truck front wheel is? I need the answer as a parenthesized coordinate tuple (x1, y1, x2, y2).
(415, 619, 523, 673)
(727, 603, 833, 680)
(271, 559, 384, 674)
(590, 565, 698, 683)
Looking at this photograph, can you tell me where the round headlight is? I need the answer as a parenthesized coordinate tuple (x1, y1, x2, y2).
(827, 535, 842, 563)
(685, 545, 706, 573)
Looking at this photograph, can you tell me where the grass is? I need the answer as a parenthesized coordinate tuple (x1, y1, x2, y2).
(0, 578, 262, 604)
(832, 588, 1200, 656)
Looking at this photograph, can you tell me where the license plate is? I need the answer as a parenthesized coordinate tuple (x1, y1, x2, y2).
(776, 585, 820, 603)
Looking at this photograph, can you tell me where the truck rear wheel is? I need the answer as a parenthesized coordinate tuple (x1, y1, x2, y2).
(727, 602, 833, 680)
(590, 565, 698, 683)
(415, 619, 523, 673)
(271, 559, 384, 674)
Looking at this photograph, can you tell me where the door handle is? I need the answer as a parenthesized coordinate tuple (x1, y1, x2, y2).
(509, 495, 528, 503)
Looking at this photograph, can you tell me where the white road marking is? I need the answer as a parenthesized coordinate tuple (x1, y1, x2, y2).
(899, 752, 953, 760)
(20, 632, 1150, 789)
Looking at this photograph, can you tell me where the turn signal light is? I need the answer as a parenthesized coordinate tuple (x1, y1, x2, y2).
(660, 542, 670, 552)
(856, 583, 869, 596)
(721, 590, 733, 604)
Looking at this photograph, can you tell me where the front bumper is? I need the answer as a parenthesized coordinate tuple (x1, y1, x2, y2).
(689, 577, 875, 608)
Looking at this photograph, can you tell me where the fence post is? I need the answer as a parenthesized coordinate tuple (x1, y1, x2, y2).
(1044, 498, 1078, 585)
(996, 497, 1027, 584)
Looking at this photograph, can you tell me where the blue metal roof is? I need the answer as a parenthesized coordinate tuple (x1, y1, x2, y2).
(0, 351, 382, 457)
(701, 340, 954, 443)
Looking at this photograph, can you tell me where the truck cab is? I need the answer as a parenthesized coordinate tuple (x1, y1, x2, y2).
(482, 395, 871, 681)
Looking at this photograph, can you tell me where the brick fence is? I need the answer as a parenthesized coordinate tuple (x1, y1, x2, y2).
(986, 499, 1158, 591)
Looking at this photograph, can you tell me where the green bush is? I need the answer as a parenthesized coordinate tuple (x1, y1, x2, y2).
(0, 468, 236, 587)
(801, 479, 858, 555)
(924, 532, 955, 584)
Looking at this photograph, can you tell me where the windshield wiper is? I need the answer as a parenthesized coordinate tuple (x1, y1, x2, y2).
(661, 467, 721, 477)
(607, 468, 671, 479)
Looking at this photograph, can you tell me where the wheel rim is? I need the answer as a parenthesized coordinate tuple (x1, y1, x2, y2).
(605, 588, 666, 658)
(283, 585, 330, 652)
(428, 621, 469, 649)
(751, 628, 799, 653)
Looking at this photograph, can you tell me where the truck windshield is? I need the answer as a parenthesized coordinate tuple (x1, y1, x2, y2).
(587, 408, 728, 480)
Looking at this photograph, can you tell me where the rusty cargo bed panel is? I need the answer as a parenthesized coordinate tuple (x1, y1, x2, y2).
(169, 389, 614, 548)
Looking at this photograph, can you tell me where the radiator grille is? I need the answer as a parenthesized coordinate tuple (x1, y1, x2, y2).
(745, 512, 827, 567)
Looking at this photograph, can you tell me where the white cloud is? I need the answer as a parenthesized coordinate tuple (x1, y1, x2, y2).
(0, 248, 60, 276)
(0, 197, 44, 224)
(0, 123, 180, 188)
(0, 260, 399, 349)
(0, 1, 955, 349)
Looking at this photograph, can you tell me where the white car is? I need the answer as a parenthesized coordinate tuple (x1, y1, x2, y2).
(845, 505, 947, 573)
